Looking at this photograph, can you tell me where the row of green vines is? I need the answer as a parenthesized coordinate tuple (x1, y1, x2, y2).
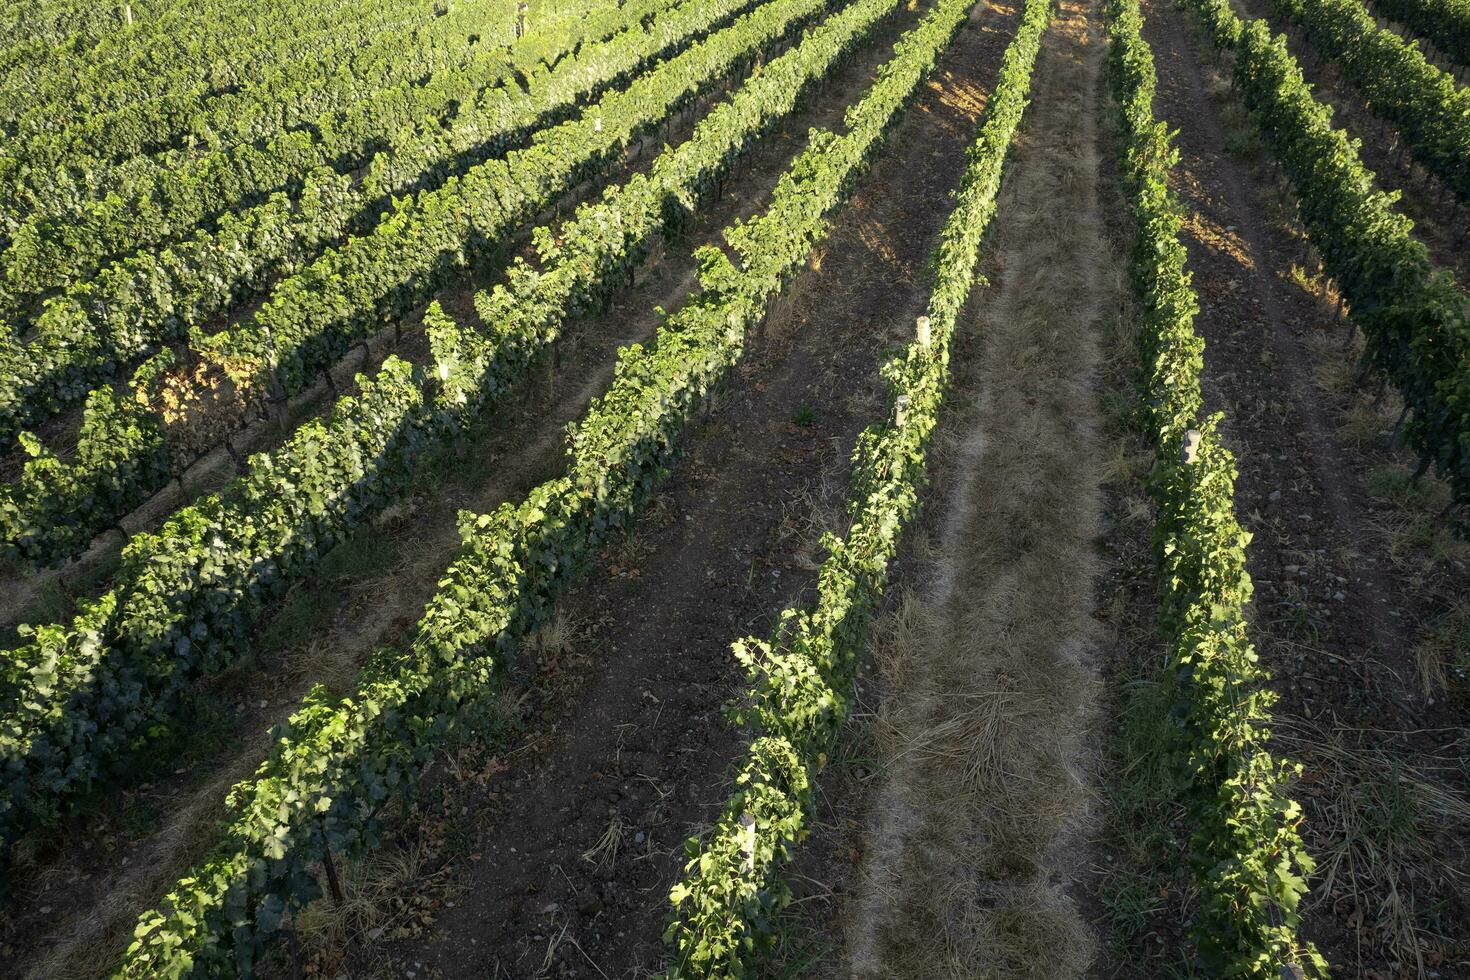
(0, 0, 773, 446)
(1361, 0, 1470, 69)
(0, 0, 553, 245)
(1104, 0, 1324, 973)
(1185, 0, 1470, 517)
(0, 0, 682, 326)
(0, 0, 899, 899)
(0, 0, 799, 566)
(1267, 0, 1470, 203)
(662, 0, 1050, 972)
(119, 0, 948, 968)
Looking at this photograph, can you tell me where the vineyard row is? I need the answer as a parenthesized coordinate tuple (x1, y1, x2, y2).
(0, 0, 796, 563)
(1366, 0, 1470, 68)
(1186, 0, 1470, 515)
(663, 0, 1049, 972)
(0, 0, 903, 888)
(1269, 0, 1470, 205)
(118, 0, 968, 971)
(2, 0, 498, 224)
(0, 0, 681, 328)
(1104, 0, 1323, 973)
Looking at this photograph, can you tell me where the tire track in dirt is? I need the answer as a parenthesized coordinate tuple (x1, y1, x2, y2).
(833, 0, 1120, 974)
(1139, 0, 1470, 970)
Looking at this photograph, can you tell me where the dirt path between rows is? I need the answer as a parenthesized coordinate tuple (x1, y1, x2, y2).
(1138, 0, 1470, 971)
(786, 0, 1122, 975)
(311, 1, 1030, 977)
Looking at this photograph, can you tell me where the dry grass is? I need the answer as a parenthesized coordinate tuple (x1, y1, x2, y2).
(843, 3, 1119, 974)
(1302, 320, 1356, 396)
(856, 588, 1101, 979)
(1363, 464, 1470, 585)
(291, 832, 453, 976)
(580, 814, 627, 872)
(1277, 722, 1470, 976)
(1412, 601, 1470, 698)
(527, 607, 579, 661)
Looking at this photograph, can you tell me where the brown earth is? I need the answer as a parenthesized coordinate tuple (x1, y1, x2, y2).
(5, 0, 1469, 977)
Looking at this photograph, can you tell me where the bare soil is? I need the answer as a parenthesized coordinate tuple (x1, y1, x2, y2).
(6, 0, 1469, 978)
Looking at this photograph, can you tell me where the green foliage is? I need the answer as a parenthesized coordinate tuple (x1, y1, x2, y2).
(1269, 0, 1470, 203)
(0, 0, 620, 251)
(1366, 0, 1470, 69)
(114, 0, 924, 964)
(1, 0, 500, 183)
(0, 0, 924, 969)
(0, 0, 908, 873)
(0, 357, 432, 861)
(0, 0, 778, 445)
(0, 166, 359, 441)
(0, 350, 173, 563)
(1188, 0, 1470, 516)
(664, 0, 1053, 972)
(0, 0, 839, 568)
(1104, 0, 1325, 973)
(0, 0, 679, 329)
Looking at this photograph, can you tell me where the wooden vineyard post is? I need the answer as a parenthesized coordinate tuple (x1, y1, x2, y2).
(739, 812, 757, 872)
(286, 923, 305, 980)
(895, 394, 911, 428)
(516, 0, 528, 40)
(319, 821, 346, 906)
(1390, 402, 1411, 449)
(123, 3, 133, 26)
(1181, 428, 1201, 465)
(915, 315, 931, 348)
(269, 383, 291, 433)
